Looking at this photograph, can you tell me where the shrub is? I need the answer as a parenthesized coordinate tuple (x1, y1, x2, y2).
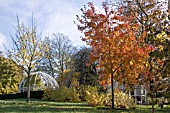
(42, 88, 54, 100)
(67, 87, 80, 102)
(85, 86, 136, 109)
(0, 56, 22, 94)
(114, 91, 136, 109)
(85, 86, 111, 106)
(42, 87, 80, 102)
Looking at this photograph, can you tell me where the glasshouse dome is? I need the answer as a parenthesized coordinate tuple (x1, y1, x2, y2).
(18, 71, 59, 93)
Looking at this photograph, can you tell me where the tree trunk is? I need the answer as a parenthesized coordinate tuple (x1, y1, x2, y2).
(168, 0, 170, 19)
(51, 69, 55, 78)
(168, 0, 170, 11)
(159, 98, 164, 109)
(151, 97, 155, 113)
(27, 73, 30, 102)
(49, 59, 55, 78)
(111, 73, 114, 109)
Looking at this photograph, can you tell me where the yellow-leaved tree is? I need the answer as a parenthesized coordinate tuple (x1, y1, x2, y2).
(8, 16, 48, 102)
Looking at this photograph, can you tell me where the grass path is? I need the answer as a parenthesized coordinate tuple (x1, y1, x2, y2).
(0, 99, 169, 113)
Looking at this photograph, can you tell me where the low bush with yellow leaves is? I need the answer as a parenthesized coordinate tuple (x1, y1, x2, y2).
(85, 86, 136, 109)
(85, 86, 111, 106)
(114, 91, 136, 109)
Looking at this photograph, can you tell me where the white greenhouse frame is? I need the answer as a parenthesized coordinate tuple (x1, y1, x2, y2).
(18, 71, 59, 93)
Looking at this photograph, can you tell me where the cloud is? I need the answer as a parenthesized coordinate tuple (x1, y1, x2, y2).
(40, 1, 84, 45)
(0, 0, 104, 47)
(0, 32, 7, 51)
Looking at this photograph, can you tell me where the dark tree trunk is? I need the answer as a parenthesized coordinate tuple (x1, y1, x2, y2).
(111, 73, 114, 109)
(168, 0, 170, 19)
(151, 96, 155, 113)
(27, 72, 31, 102)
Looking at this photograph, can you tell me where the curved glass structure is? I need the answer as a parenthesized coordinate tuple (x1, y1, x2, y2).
(18, 71, 59, 93)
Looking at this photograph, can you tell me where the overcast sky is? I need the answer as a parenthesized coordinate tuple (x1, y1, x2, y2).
(0, 0, 104, 51)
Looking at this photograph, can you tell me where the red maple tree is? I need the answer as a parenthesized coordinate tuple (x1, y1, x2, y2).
(76, 2, 153, 109)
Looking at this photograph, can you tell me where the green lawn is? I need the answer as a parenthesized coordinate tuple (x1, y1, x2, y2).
(0, 99, 169, 113)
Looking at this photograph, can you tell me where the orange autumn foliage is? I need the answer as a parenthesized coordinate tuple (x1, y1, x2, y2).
(76, 2, 153, 87)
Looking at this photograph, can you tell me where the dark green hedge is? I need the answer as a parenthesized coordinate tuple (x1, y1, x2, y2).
(0, 91, 44, 99)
